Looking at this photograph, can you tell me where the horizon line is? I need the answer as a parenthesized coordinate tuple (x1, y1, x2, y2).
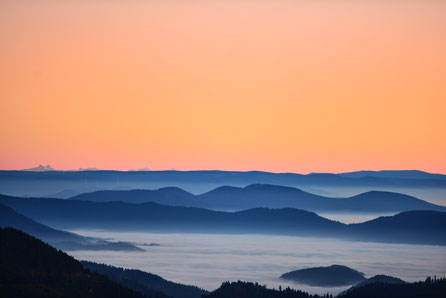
(1, 166, 445, 176)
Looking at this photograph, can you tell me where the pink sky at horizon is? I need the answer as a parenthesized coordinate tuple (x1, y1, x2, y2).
(1, 1, 445, 174)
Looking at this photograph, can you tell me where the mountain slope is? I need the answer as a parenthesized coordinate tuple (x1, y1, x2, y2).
(0, 203, 142, 251)
(347, 210, 446, 245)
(342, 275, 405, 294)
(338, 277, 446, 298)
(205, 278, 446, 298)
(0, 227, 150, 298)
(68, 184, 446, 213)
(203, 281, 322, 298)
(1, 169, 445, 199)
(82, 261, 207, 298)
(0, 194, 343, 235)
(71, 187, 195, 205)
(1, 194, 445, 245)
(197, 184, 446, 212)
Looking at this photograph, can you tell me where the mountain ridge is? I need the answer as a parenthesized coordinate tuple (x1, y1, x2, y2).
(2, 169, 445, 199)
(0, 202, 142, 251)
(81, 261, 207, 298)
(0, 227, 150, 298)
(69, 184, 446, 213)
(1, 194, 445, 246)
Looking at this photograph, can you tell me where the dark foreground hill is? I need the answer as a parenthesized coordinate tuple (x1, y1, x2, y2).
(203, 281, 326, 298)
(0, 203, 142, 251)
(1, 194, 446, 245)
(82, 261, 207, 298)
(338, 277, 446, 298)
(0, 227, 151, 298)
(341, 275, 405, 295)
(70, 184, 446, 213)
(204, 279, 446, 298)
(280, 265, 366, 286)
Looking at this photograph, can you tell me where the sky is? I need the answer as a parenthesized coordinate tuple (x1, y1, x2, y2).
(1, 0, 445, 173)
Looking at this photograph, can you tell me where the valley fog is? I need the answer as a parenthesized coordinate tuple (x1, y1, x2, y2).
(69, 231, 446, 295)
(315, 212, 396, 224)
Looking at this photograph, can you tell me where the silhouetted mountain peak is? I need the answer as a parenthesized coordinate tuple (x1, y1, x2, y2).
(362, 274, 405, 284)
(203, 185, 243, 195)
(352, 191, 421, 202)
(21, 164, 55, 171)
(158, 187, 194, 196)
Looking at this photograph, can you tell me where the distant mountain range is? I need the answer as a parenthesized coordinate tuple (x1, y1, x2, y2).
(20, 164, 55, 171)
(1, 169, 445, 199)
(69, 184, 446, 213)
(1, 194, 445, 246)
(0, 203, 142, 251)
(338, 170, 446, 180)
(20, 164, 102, 172)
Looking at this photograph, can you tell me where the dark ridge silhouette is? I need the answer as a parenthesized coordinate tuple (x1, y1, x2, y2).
(341, 275, 405, 295)
(20, 164, 55, 172)
(1, 194, 445, 245)
(197, 185, 446, 212)
(338, 170, 446, 180)
(1, 169, 445, 199)
(338, 277, 446, 298)
(280, 265, 366, 287)
(204, 278, 446, 298)
(2, 226, 445, 298)
(46, 189, 79, 199)
(0, 194, 343, 235)
(0, 202, 142, 251)
(203, 281, 327, 298)
(81, 261, 207, 298)
(347, 210, 446, 245)
(71, 187, 195, 205)
(0, 227, 152, 298)
(68, 184, 446, 213)
(356, 274, 405, 286)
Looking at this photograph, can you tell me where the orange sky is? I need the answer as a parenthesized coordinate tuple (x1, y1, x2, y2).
(1, 0, 445, 173)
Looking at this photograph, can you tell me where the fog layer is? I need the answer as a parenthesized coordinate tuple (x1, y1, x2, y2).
(69, 231, 446, 295)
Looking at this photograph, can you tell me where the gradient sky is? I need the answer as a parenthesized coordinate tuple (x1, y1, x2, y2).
(1, 0, 445, 173)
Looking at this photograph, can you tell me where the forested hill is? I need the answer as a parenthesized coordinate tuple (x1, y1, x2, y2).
(204, 279, 446, 298)
(82, 261, 207, 298)
(203, 281, 327, 298)
(0, 227, 158, 298)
